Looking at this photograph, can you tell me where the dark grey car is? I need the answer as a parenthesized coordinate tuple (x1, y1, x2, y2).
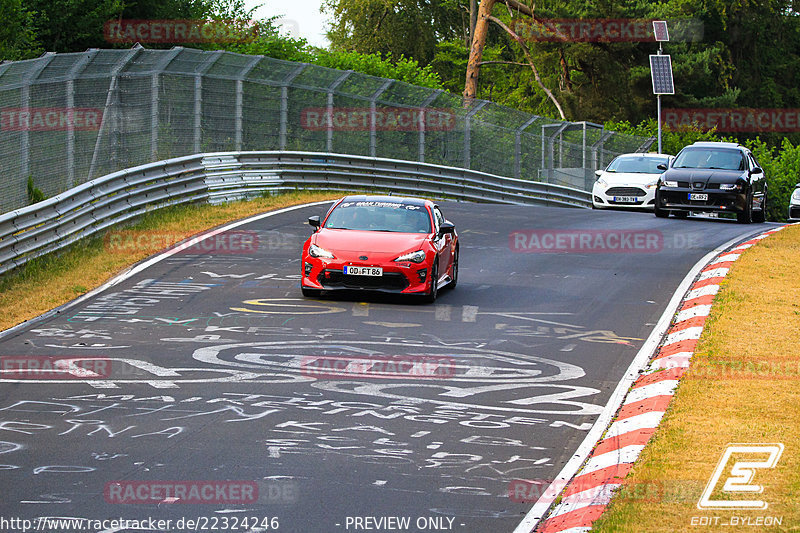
(654, 141, 768, 223)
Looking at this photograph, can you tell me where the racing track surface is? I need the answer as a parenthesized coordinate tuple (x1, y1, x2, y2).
(0, 203, 772, 533)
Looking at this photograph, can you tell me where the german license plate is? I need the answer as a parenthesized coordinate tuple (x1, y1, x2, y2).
(344, 266, 383, 276)
(612, 196, 639, 203)
(689, 193, 708, 201)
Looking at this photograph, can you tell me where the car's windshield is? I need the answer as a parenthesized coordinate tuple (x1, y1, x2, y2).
(324, 200, 432, 233)
(605, 156, 670, 173)
(673, 148, 745, 170)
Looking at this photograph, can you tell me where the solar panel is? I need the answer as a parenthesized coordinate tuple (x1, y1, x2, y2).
(650, 55, 674, 94)
(652, 21, 669, 42)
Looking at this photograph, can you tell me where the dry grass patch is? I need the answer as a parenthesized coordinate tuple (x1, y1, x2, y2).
(592, 224, 800, 532)
(0, 191, 342, 332)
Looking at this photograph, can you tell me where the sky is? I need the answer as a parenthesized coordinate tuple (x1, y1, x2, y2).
(245, 0, 331, 48)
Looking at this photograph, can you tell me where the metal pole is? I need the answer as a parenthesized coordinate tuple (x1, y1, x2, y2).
(369, 79, 393, 158)
(657, 94, 662, 154)
(418, 90, 442, 163)
(326, 71, 353, 153)
(235, 56, 263, 152)
(463, 100, 488, 169)
(279, 64, 307, 151)
(515, 116, 538, 179)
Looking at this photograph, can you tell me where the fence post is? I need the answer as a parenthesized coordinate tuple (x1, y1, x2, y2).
(369, 80, 393, 157)
(324, 71, 354, 153)
(418, 89, 442, 163)
(234, 56, 263, 151)
(64, 50, 97, 188)
(279, 64, 307, 151)
(515, 116, 538, 179)
(193, 51, 223, 154)
(19, 53, 55, 184)
(463, 100, 488, 169)
(150, 47, 183, 161)
(88, 45, 143, 180)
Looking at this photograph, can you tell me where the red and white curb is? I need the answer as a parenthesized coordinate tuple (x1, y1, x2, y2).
(516, 225, 788, 533)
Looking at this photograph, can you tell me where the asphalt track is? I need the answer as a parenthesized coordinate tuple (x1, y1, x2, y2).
(0, 202, 772, 533)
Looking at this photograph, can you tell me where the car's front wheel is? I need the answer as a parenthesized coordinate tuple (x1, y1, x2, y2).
(737, 193, 754, 224)
(422, 261, 439, 303)
(447, 248, 458, 290)
(753, 192, 767, 223)
(654, 202, 669, 218)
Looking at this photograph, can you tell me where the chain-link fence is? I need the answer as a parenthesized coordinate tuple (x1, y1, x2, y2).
(0, 45, 653, 214)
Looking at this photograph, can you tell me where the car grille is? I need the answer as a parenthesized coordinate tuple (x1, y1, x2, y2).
(678, 181, 690, 188)
(606, 187, 646, 197)
(791, 206, 800, 219)
(319, 269, 409, 291)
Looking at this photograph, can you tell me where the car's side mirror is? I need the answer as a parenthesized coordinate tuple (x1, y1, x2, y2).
(308, 216, 321, 229)
(657, 163, 668, 171)
(750, 167, 763, 175)
(595, 169, 604, 177)
(439, 221, 455, 235)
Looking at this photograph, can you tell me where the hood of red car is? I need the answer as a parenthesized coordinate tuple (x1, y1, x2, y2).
(313, 229, 429, 254)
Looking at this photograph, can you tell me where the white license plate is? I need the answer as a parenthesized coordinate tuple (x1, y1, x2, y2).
(344, 266, 383, 276)
(689, 193, 708, 201)
(612, 196, 639, 203)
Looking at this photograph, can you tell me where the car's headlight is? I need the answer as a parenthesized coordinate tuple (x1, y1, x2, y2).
(646, 180, 658, 189)
(309, 244, 335, 259)
(394, 250, 426, 263)
(596, 178, 608, 187)
(719, 183, 739, 191)
(791, 189, 800, 202)
(662, 180, 678, 188)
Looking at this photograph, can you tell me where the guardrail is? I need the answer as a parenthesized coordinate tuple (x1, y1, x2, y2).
(0, 151, 591, 276)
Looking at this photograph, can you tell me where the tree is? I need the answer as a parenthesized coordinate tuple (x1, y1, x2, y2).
(0, 0, 42, 60)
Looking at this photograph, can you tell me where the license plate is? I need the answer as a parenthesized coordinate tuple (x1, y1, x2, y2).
(612, 196, 639, 203)
(689, 193, 708, 201)
(344, 266, 383, 276)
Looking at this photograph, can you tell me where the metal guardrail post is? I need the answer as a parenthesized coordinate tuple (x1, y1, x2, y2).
(417, 90, 442, 163)
(193, 51, 224, 154)
(279, 64, 307, 151)
(235, 56, 263, 151)
(369, 80, 393, 158)
(326, 71, 353, 153)
(463, 100, 488, 169)
(515, 116, 539, 179)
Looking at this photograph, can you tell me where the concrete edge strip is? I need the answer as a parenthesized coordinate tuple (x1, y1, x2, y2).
(0, 201, 334, 341)
(513, 224, 788, 533)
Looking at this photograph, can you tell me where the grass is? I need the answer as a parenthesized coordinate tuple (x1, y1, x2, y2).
(0, 190, 342, 332)
(592, 224, 800, 532)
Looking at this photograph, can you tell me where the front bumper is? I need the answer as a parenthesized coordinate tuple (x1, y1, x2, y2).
(789, 204, 800, 221)
(656, 188, 747, 213)
(301, 256, 432, 294)
(592, 184, 655, 208)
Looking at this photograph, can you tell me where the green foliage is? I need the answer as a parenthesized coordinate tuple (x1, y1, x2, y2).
(27, 176, 45, 205)
(0, 0, 42, 60)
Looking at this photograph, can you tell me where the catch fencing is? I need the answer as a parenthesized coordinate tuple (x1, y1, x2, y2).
(0, 45, 653, 214)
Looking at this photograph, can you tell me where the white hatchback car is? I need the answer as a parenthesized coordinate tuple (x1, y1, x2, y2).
(592, 153, 673, 210)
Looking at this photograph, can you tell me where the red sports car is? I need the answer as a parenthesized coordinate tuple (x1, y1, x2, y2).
(300, 195, 458, 302)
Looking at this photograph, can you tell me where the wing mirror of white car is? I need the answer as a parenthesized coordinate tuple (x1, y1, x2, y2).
(595, 169, 604, 176)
